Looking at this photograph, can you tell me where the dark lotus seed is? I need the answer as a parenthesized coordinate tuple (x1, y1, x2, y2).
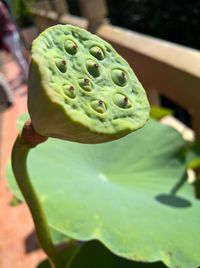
(89, 46, 104, 60)
(55, 59, 67, 73)
(86, 59, 100, 77)
(78, 78, 93, 92)
(113, 93, 131, 109)
(64, 39, 77, 55)
(84, 78, 89, 84)
(64, 85, 76, 99)
(91, 100, 106, 114)
(124, 96, 128, 102)
(111, 69, 127, 86)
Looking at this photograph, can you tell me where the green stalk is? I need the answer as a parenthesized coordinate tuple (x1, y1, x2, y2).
(11, 134, 65, 268)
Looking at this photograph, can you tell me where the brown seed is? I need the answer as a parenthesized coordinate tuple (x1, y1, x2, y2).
(94, 63, 99, 68)
(84, 79, 89, 84)
(97, 50, 102, 55)
(62, 60, 66, 65)
(69, 86, 74, 91)
(72, 45, 77, 50)
(122, 71, 125, 77)
(99, 100, 103, 105)
(124, 97, 128, 102)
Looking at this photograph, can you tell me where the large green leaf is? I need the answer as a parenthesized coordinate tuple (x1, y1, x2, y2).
(7, 119, 200, 268)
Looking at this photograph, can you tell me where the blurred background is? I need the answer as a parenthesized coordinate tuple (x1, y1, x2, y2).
(1, 0, 200, 124)
(0, 1, 199, 267)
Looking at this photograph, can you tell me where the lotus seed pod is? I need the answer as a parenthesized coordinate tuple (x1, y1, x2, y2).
(86, 59, 100, 77)
(64, 39, 77, 55)
(55, 59, 67, 73)
(91, 100, 107, 114)
(113, 93, 131, 109)
(28, 24, 150, 143)
(89, 46, 104, 60)
(78, 78, 93, 92)
(64, 85, 76, 99)
(111, 69, 127, 86)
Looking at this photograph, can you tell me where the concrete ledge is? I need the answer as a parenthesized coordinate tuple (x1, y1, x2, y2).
(97, 24, 200, 109)
(97, 25, 200, 78)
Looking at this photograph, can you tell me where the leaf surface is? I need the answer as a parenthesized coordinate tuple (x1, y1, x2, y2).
(7, 118, 200, 268)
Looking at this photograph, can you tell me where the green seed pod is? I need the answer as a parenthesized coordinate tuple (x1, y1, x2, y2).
(78, 78, 93, 92)
(64, 39, 77, 55)
(64, 85, 76, 99)
(113, 93, 131, 109)
(91, 100, 107, 114)
(111, 69, 127, 86)
(55, 59, 67, 73)
(28, 24, 150, 143)
(86, 59, 100, 77)
(89, 46, 104, 60)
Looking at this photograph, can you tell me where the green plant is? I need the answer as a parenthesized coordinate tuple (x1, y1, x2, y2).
(28, 24, 149, 143)
(12, 0, 34, 28)
(7, 25, 200, 268)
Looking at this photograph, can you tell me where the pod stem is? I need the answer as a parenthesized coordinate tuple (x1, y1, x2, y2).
(11, 121, 64, 268)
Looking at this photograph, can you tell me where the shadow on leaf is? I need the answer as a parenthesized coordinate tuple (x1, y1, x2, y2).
(155, 171, 192, 208)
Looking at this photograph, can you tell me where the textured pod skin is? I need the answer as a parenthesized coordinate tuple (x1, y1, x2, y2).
(28, 24, 150, 143)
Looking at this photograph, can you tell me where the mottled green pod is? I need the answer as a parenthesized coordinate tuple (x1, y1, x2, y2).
(28, 24, 150, 143)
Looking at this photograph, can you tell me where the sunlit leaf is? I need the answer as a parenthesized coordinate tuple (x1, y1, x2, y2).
(7, 117, 200, 268)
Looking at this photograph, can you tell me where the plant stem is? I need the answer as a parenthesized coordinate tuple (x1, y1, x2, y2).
(11, 134, 65, 268)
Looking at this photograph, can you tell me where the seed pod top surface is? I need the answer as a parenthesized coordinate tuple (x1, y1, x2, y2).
(28, 24, 150, 143)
